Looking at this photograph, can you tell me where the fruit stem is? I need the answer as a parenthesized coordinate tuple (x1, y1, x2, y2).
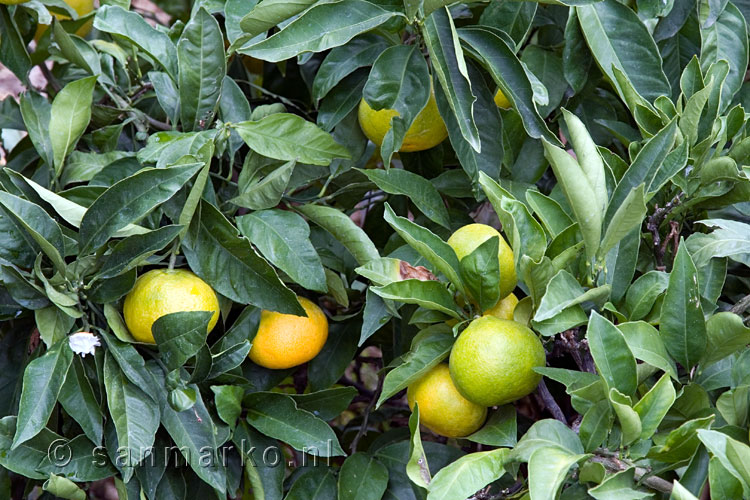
(167, 240, 180, 271)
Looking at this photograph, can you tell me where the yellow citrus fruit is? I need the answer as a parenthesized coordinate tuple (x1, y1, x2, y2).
(494, 88, 511, 108)
(248, 296, 328, 370)
(0, 0, 30, 4)
(35, 0, 95, 41)
(123, 269, 220, 344)
(357, 88, 448, 153)
(449, 316, 545, 406)
(484, 292, 518, 320)
(447, 223, 517, 301)
(407, 364, 487, 438)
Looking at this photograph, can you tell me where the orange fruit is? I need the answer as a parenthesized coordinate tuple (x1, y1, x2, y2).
(484, 293, 518, 320)
(494, 88, 511, 108)
(35, 0, 95, 41)
(248, 296, 328, 369)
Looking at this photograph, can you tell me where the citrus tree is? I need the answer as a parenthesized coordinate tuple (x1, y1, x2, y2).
(1, 0, 750, 498)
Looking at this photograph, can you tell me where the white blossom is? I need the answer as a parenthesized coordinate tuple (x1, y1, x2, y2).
(68, 332, 101, 357)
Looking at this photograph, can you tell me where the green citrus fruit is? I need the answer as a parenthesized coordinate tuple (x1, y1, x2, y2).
(357, 88, 448, 153)
(35, 0, 95, 41)
(407, 364, 487, 438)
(494, 88, 511, 108)
(484, 292, 518, 320)
(248, 296, 328, 370)
(449, 316, 545, 406)
(447, 223, 517, 301)
(123, 269, 220, 344)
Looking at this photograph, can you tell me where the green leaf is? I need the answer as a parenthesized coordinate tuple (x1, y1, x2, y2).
(648, 415, 714, 462)
(359, 168, 450, 228)
(79, 163, 202, 255)
(576, 0, 671, 102)
(240, 0, 400, 62)
(0, 9, 32, 84)
(426, 448, 508, 500)
(599, 184, 647, 256)
(511, 419, 584, 461)
(238, 0, 316, 38)
(382, 204, 464, 293)
(561, 108, 607, 213)
(338, 452, 389, 500)
(94, 5, 178, 78)
(234, 114, 350, 166)
(183, 201, 304, 315)
(407, 404, 431, 489)
(371, 280, 462, 318)
(624, 271, 669, 321)
(103, 352, 159, 467)
(535, 271, 610, 323)
(155, 375, 228, 493)
(704, 312, 750, 364)
(687, 219, 750, 267)
(237, 209, 327, 292)
(211, 385, 244, 427)
(542, 140, 602, 259)
(458, 236, 500, 312)
(618, 321, 678, 380)
(604, 120, 677, 229)
(0, 418, 62, 480)
(244, 392, 345, 456)
(377, 327, 453, 407)
(11, 339, 72, 450)
(177, 8, 226, 132)
(587, 311, 638, 396)
(0, 191, 66, 273)
(58, 359, 103, 446)
(697, 430, 750, 489)
(362, 44, 430, 167)
(297, 203, 379, 265)
(633, 373, 676, 440)
(588, 467, 652, 499)
(479, 0, 536, 50)
(231, 159, 295, 211)
(19, 92, 54, 167)
(152, 311, 213, 371)
(95, 225, 183, 280)
(458, 26, 556, 143)
(312, 34, 389, 101)
(99, 330, 162, 397)
(700, 2, 748, 110)
(709, 456, 744, 499)
(608, 388, 641, 446)
(528, 447, 588, 500)
(308, 322, 360, 392)
(422, 8, 480, 152)
(435, 63, 503, 189)
(290, 387, 357, 421)
(43, 474, 86, 500)
(579, 400, 613, 452)
(660, 242, 707, 369)
(286, 467, 337, 500)
(233, 422, 284, 500)
(467, 405, 517, 447)
(716, 386, 749, 427)
(479, 172, 546, 268)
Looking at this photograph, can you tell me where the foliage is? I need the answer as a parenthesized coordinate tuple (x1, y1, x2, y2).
(1, 0, 750, 498)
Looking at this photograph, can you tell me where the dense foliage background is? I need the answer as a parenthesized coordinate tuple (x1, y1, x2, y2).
(1, 0, 750, 498)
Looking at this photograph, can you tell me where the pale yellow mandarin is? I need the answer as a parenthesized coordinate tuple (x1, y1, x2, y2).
(494, 88, 511, 109)
(484, 293, 519, 320)
(357, 89, 448, 153)
(407, 364, 487, 438)
(450, 316, 545, 407)
(248, 296, 328, 370)
(123, 269, 220, 344)
(447, 223, 517, 302)
(35, 0, 95, 41)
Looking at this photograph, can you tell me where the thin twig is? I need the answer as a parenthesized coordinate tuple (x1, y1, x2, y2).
(349, 372, 384, 454)
(537, 380, 566, 423)
(646, 193, 684, 269)
(39, 63, 61, 93)
(731, 294, 750, 316)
